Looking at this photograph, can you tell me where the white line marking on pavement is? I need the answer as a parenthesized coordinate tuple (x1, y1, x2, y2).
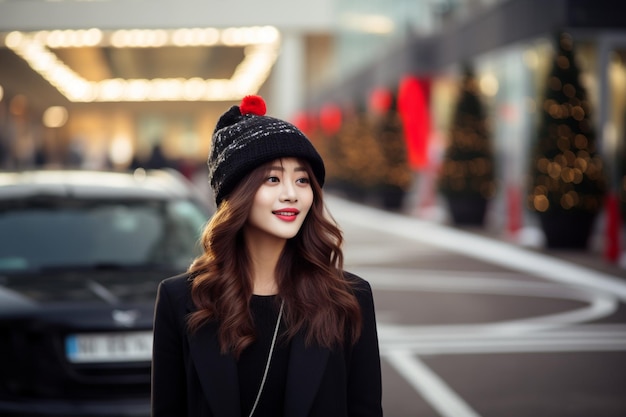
(378, 329, 626, 354)
(385, 350, 482, 417)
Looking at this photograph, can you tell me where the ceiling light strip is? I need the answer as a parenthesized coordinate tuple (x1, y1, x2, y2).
(2, 27, 281, 102)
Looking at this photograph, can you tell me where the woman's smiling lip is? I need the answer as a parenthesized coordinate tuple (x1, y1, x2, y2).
(272, 208, 300, 222)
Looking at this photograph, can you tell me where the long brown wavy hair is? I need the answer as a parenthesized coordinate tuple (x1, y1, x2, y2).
(187, 159, 362, 357)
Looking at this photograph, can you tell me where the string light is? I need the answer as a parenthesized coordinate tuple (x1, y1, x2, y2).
(528, 32, 605, 214)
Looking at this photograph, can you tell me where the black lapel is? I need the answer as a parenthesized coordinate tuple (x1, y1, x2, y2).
(283, 332, 330, 417)
(187, 308, 241, 417)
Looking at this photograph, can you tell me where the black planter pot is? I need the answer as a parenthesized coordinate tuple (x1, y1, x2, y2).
(445, 195, 488, 226)
(327, 180, 367, 203)
(377, 184, 406, 211)
(538, 210, 597, 249)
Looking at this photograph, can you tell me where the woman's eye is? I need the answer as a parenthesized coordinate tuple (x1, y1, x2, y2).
(296, 177, 310, 184)
(266, 176, 280, 183)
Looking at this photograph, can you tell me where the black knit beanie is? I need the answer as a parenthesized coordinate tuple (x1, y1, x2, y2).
(208, 95, 325, 206)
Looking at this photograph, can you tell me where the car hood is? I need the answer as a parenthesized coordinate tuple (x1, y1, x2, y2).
(0, 267, 180, 309)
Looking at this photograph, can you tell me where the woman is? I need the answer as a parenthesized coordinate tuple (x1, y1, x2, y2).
(151, 95, 383, 417)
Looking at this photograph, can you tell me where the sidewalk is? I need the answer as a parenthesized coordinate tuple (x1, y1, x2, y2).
(327, 192, 626, 281)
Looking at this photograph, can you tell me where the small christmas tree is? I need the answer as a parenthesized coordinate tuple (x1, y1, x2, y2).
(438, 64, 495, 225)
(527, 32, 606, 248)
(319, 102, 385, 201)
(372, 92, 412, 210)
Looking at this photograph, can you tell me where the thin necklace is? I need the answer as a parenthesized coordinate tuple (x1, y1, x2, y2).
(248, 299, 285, 417)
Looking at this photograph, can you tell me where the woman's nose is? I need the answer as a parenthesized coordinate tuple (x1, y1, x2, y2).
(279, 182, 298, 202)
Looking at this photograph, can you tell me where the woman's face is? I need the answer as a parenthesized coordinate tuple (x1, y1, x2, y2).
(245, 157, 314, 242)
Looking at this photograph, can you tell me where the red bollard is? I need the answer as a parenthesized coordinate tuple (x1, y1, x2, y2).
(604, 192, 621, 263)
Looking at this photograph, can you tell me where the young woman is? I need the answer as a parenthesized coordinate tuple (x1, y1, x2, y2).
(151, 95, 383, 417)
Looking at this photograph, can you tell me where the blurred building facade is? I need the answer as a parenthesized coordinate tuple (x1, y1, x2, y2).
(0, 0, 625, 260)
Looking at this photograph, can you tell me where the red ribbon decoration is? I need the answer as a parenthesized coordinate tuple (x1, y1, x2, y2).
(398, 76, 431, 171)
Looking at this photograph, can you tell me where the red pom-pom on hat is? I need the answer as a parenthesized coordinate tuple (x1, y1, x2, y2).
(240, 95, 267, 116)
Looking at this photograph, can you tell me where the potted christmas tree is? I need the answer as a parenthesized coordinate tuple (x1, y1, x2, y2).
(438, 64, 495, 225)
(527, 32, 606, 249)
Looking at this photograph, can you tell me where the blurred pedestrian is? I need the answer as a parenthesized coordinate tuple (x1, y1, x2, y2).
(145, 143, 171, 170)
(151, 95, 383, 417)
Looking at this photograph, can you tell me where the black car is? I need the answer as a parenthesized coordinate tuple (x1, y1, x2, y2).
(0, 169, 213, 417)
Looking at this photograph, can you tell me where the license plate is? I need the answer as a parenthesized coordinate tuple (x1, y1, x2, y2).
(65, 331, 153, 363)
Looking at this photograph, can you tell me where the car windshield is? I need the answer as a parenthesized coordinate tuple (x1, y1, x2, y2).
(0, 197, 208, 273)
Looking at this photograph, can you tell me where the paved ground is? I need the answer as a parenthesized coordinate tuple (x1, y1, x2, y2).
(326, 196, 626, 417)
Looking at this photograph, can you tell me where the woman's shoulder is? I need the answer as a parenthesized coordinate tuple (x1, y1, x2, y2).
(342, 271, 374, 295)
(342, 271, 378, 326)
(155, 272, 196, 315)
(159, 272, 193, 296)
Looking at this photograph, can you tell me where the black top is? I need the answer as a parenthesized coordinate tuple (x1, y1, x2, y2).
(237, 295, 290, 417)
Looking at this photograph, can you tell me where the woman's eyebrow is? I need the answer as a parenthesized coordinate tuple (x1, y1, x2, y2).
(268, 165, 307, 172)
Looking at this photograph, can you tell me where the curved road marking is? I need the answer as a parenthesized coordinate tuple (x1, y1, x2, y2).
(355, 268, 619, 333)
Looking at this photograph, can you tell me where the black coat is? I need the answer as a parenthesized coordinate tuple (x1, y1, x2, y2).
(151, 272, 383, 417)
